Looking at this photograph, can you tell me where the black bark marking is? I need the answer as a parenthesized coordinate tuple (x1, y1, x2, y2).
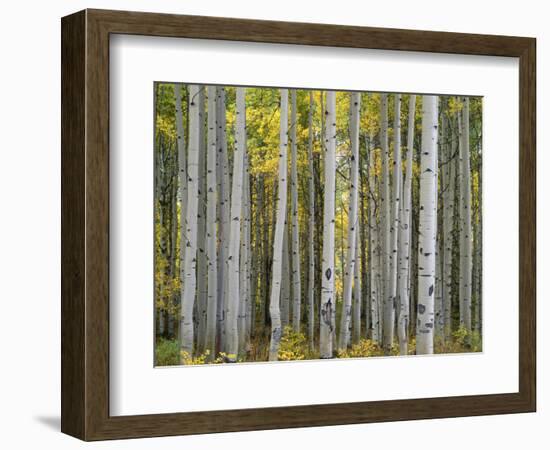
(428, 284, 434, 296)
(418, 304, 426, 314)
(325, 268, 332, 280)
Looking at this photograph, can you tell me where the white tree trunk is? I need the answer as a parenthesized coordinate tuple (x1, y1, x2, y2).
(338, 93, 360, 350)
(459, 97, 473, 335)
(416, 95, 439, 355)
(217, 88, 230, 352)
(243, 155, 252, 345)
(369, 145, 381, 344)
(307, 91, 316, 349)
(268, 89, 289, 361)
(196, 89, 207, 352)
(320, 91, 337, 359)
(289, 90, 302, 333)
(384, 94, 401, 353)
(380, 94, 392, 350)
(281, 219, 291, 328)
(442, 109, 455, 339)
(179, 84, 201, 360)
(435, 235, 443, 339)
(225, 87, 246, 362)
(397, 95, 416, 355)
(156, 136, 167, 337)
(175, 83, 188, 248)
(175, 84, 187, 340)
(250, 176, 261, 337)
(239, 152, 250, 356)
(353, 216, 362, 345)
(205, 86, 218, 360)
(168, 165, 178, 337)
(473, 208, 482, 334)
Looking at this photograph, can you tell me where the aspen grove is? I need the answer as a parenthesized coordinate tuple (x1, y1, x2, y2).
(154, 84, 482, 365)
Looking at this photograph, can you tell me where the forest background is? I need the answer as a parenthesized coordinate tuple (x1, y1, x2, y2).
(154, 84, 482, 365)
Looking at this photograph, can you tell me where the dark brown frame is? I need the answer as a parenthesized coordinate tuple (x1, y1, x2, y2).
(61, 8, 536, 441)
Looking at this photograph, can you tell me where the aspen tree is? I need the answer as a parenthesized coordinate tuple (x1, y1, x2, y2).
(384, 94, 401, 354)
(250, 177, 262, 336)
(244, 158, 253, 344)
(196, 90, 207, 352)
(320, 91, 336, 359)
(416, 95, 438, 355)
(442, 108, 455, 339)
(290, 90, 302, 333)
(369, 146, 381, 344)
(239, 153, 251, 356)
(216, 88, 229, 352)
(459, 97, 473, 337)
(339, 92, 360, 350)
(380, 94, 392, 350)
(175, 83, 187, 339)
(225, 88, 246, 362)
(156, 134, 168, 336)
(180, 85, 201, 360)
(281, 219, 291, 328)
(205, 86, 218, 359)
(397, 95, 416, 355)
(268, 89, 289, 361)
(307, 92, 316, 349)
(353, 217, 362, 345)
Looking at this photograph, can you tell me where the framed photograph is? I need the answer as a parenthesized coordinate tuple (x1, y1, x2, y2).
(61, 9, 536, 440)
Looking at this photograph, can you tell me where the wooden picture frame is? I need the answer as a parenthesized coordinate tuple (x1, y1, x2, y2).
(61, 8, 536, 441)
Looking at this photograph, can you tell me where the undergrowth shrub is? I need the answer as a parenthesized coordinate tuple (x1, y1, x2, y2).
(337, 339, 384, 358)
(155, 338, 179, 366)
(278, 327, 307, 361)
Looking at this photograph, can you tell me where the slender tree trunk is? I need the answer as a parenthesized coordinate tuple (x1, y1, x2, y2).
(435, 232, 443, 340)
(157, 135, 168, 337)
(289, 90, 302, 333)
(360, 136, 369, 339)
(369, 145, 381, 344)
(397, 95, 416, 355)
(216, 88, 229, 353)
(270, 182, 278, 323)
(225, 88, 246, 362)
(473, 137, 482, 335)
(384, 94, 401, 354)
(179, 84, 201, 361)
(338, 93, 360, 350)
(380, 94, 392, 350)
(353, 216, 362, 345)
(196, 90, 207, 352)
(239, 152, 251, 356)
(268, 89, 289, 361)
(320, 91, 337, 359)
(459, 97, 473, 338)
(244, 157, 252, 347)
(258, 175, 267, 328)
(307, 92, 316, 349)
(250, 176, 261, 337)
(175, 84, 187, 340)
(442, 108, 455, 340)
(473, 202, 482, 334)
(281, 219, 291, 328)
(416, 95, 439, 355)
(205, 86, 218, 360)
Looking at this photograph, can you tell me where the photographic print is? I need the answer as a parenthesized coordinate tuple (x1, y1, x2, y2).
(154, 84, 482, 366)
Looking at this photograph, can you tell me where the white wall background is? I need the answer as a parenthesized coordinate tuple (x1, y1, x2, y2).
(0, 1, 545, 448)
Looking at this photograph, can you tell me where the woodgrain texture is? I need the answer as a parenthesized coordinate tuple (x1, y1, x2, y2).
(61, 8, 536, 441)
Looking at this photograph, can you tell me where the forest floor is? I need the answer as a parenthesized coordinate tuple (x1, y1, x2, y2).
(155, 326, 482, 366)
